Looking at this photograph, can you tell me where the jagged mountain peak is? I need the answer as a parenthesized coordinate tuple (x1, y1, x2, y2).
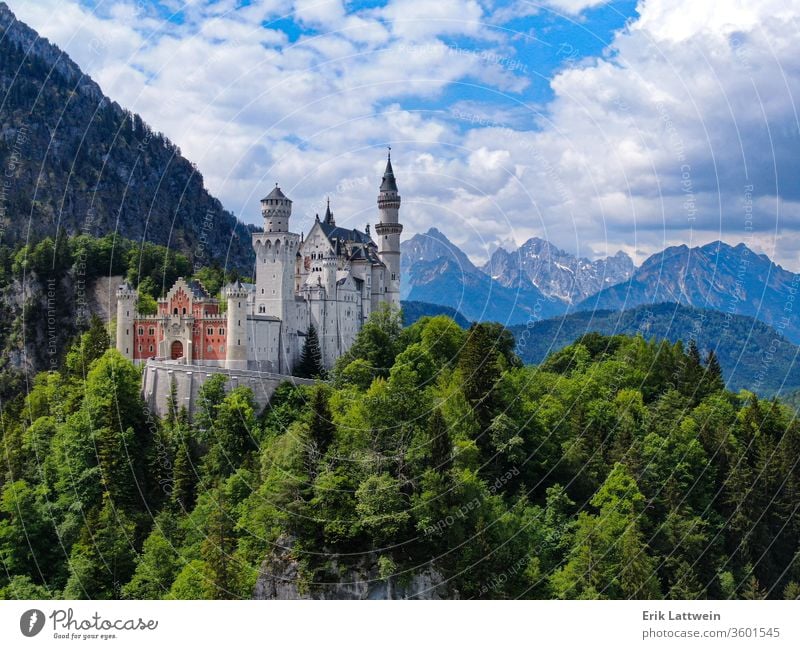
(482, 236, 634, 304)
(581, 239, 800, 342)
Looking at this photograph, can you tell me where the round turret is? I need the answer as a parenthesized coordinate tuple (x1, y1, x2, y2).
(261, 184, 292, 233)
(225, 281, 249, 370)
(115, 281, 137, 360)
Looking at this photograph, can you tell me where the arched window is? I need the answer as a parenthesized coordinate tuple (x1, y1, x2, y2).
(173, 308, 178, 315)
(182, 307, 186, 315)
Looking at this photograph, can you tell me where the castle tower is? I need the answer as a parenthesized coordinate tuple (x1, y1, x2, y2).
(225, 280, 249, 370)
(253, 184, 300, 320)
(375, 149, 402, 309)
(115, 281, 137, 360)
(321, 249, 339, 367)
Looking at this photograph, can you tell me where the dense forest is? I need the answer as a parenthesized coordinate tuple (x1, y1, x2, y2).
(511, 303, 800, 394)
(1, 307, 799, 599)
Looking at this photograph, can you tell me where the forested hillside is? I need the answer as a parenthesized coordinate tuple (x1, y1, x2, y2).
(511, 303, 800, 394)
(0, 3, 254, 270)
(0, 231, 240, 401)
(1, 308, 798, 599)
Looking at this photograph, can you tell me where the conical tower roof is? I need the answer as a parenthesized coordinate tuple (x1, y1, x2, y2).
(380, 150, 398, 192)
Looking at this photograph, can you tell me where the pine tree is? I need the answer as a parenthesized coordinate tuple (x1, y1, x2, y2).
(201, 492, 239, 599)
(296, 323, 325, 378)
(428, 408, 452, 473)
(703, 349, 725, 394)
(172, 409, 198, 512)
(741, 571, 766, 599)
(309, 386, 335, 454)
(783, 581, 800, 600)
(458, 323, 501, 431)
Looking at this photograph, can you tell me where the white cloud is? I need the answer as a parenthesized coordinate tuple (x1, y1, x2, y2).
(6, 0, 800, 269)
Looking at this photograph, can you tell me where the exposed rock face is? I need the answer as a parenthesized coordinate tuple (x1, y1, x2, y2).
(253, 538, 452, 600)
(579, 240, 800, 343)
(483, 238, 635, 304)
(0, 2, 255, 271)
(400, 228, 562, 325)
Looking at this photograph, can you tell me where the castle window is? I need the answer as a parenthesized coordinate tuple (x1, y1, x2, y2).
(208, 345, 213, 352)
(126, 329, 129, 336)
(207, 327, 213, 335)
(238, 320, 241, 326)
(182, 308, 186, 315)
(174, 308, 178, 315)
(138, 345, 142, 352)
(219, 345, 225, 353)
(149, 327, 155, 335)
(237, 339, 240, 345)
(219, 328, 225, 335)
(149, 345, 154, 353)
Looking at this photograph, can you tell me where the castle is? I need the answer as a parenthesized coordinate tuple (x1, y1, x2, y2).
(115, 152, 402, 415)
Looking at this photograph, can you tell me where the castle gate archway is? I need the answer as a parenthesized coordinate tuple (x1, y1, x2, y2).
(170, 340, 183, 360)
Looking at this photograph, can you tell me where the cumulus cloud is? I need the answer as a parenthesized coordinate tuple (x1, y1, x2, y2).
(7, 0, 800, 269)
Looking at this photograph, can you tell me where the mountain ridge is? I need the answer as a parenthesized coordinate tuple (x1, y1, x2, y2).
(0, 2, 255, 271)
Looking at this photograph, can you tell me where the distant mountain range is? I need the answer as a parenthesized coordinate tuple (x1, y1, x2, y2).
(509, 303, 800, 394)
(578, 240, 800, 342)
(400, 227, 564, 325)
(402, 229, 800, 347)
(0, 3, 254, 270)
(483, 237, 634, 303)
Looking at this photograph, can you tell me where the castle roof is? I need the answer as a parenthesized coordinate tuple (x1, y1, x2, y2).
(323, 198, 335, 226)
(262, 184, 289, 202)
(319, 221, 374, 245)
(187, 279, 212, 299)
(380, 151, 398, 192)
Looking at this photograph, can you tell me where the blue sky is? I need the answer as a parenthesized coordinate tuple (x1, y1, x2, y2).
(7, 0, 800, 268)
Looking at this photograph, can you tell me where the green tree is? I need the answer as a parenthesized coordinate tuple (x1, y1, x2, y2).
(63, 496, 137, 599)
(295, 323, 325, 378)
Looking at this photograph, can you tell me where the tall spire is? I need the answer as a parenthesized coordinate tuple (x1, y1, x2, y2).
(323, 197, 335, 225)
(380, 147, 398, 192)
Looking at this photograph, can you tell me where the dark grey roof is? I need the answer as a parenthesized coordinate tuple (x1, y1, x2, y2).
(345, 243, 384, 265)
(188, 279, 212, 299)
(320, 221, 373, 245)
(380, 152, 398, 192)
(323, 198, 335, 225)
(262, 184, 290, 202)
